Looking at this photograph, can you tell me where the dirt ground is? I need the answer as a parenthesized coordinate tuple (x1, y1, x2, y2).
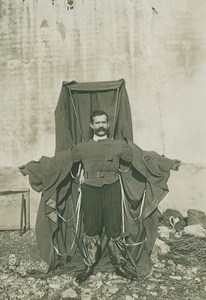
(0, 229, 206, 300)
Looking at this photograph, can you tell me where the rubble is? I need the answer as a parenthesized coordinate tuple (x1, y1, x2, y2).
(1, 227, 206, 300)
(187, 209, 206, 227)
(154, 237, 170, 255)
(183, 224, 206, 238)
(158, 225, 176, 239)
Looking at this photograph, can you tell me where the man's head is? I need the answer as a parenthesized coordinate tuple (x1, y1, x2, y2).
(90, 110, 109, 137)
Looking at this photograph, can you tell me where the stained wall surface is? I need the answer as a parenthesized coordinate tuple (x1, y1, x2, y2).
(0, 0, 205, 227)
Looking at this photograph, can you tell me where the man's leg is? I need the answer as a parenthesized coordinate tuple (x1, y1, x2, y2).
(75, 184, 102, 284)
(103, 181, 137, 280)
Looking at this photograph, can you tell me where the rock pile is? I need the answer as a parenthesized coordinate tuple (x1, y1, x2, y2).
(1, 208, 206, 299)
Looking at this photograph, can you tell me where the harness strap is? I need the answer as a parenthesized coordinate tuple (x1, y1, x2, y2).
(70, 163, 81, 179)
(111, 87, 120, 139)
(119, 175, 146, 246)
(53, 185, 82, 256)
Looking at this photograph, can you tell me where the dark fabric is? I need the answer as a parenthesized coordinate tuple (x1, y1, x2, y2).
(24, 79, 175, 278)
(54, 79, 133, 153)
(81, 234, 101, 267)
(25, 140, 173, 277)
(72, 139, 132, 187)
(81, 181, 122, 238)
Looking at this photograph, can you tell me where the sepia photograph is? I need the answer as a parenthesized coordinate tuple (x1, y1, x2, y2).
(0, 0, 206, 299)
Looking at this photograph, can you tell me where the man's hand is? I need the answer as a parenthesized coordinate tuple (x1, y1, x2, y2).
(171, 159, 181, 171)
(18, 165, 29, 176)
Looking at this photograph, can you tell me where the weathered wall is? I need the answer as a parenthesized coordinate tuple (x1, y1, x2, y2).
(0, 0, 205, 227)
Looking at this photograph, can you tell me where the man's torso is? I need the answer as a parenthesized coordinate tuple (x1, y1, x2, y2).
(72, 139, 132, 187)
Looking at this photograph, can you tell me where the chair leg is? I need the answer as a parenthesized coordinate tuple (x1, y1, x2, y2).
(19, 194, 26, 236)
(19, 194, 24, 236)
(23, 194, 26, 232)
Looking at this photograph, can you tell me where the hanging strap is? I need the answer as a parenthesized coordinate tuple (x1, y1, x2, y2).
(70, 163, 82, 179)
(111, 87, 120, 139)
(53, 188, 82, 256)
(119, 175, 146, 247)
(68, 89, 84, 142)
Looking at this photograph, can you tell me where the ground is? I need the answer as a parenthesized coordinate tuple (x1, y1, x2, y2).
(0, 229, 206, 300)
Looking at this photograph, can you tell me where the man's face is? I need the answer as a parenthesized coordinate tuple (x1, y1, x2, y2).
(90, 114, 109, 137)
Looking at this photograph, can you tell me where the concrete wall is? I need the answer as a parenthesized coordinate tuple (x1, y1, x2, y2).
(0, 0, 205, 227)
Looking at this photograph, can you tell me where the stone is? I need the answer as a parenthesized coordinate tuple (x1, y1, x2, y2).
(167, 260, 175, 267)
(49, 283, 61, 290)
(183, 276, 192, 280)
(81, 296, 92, 300)
(107, 286, 119, 294)
(159, 285, 167, 295)
(150, 291, 158, 296)
(154, 238, 170, 255)
(146, 283, 155, 290)
(153, 261, 165, 269)
(62, 288, 77, 299)
(169, 275, 182, 280)
(125, 296, 135, 300)
(183, 224, 206, 238)
(158, 226, 176, 240)
(150, 248, 159, 265)
(154, 272, 162, 279)
(191, 267, 198, 274)
(81, 288, 92, 294)
(0, 274, 9, 280)
(175, 264, 186, 274)
(187, 209, 206, 227)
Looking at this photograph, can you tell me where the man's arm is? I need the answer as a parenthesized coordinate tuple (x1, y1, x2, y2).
(71, 144, 81, 163)
(119, 139, 133, 162)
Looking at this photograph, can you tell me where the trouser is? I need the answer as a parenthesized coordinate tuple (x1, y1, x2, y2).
(81, 180, 122, 239)
(76, 181, 137, 281)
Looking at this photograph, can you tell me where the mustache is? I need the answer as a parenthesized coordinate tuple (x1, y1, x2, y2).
(96, 127, 107, 132)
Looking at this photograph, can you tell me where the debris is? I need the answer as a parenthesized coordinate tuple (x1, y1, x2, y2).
(62, 288, 77, 299)
(169, 275, 182, 280)
(1, 226, 206, 299)
(158, 226, 175, 240)
(107, 286, 119, 294)
(187, 209, 206, 228)
(154, 238, 170, 255)
(49, 283, 61, 290)
(183, 224, 206, 238)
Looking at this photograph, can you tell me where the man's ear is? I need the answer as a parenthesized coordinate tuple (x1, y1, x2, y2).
(90, 123, 94, 129)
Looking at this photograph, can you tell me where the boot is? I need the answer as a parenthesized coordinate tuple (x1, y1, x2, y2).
(107, 237, 137, 280)
(75, 265, 94, 284)
(75, 234, 101, 284)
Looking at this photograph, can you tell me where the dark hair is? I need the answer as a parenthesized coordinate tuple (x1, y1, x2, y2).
(90, 110, 109, 124)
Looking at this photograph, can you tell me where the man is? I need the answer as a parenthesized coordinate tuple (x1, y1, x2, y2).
(71, 110, 136, 283)
(19, 110, 181, 284)
(71, 110, 181, 283)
